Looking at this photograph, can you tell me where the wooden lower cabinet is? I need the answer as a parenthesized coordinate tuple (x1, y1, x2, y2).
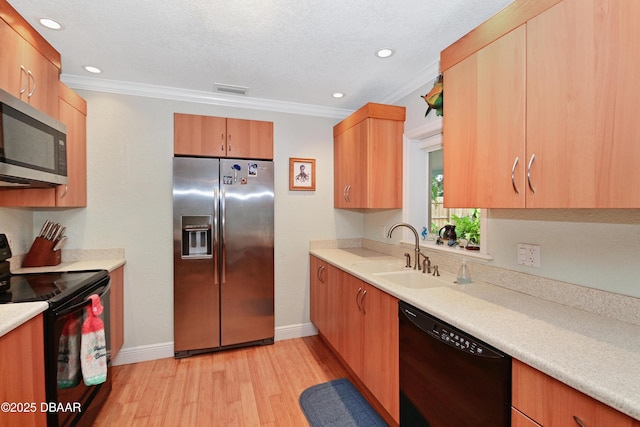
(512, 359, 640, 426)
(0, 313, 47, 427)
(309, 256, 399, 423)
(109, 266, 125, 359)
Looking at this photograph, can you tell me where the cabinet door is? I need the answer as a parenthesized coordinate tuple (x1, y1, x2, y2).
(362, 284, 399, 423)
(56, 83, 87, 207)
(443, 25, 526, 208)
(0, 19, 24, 97)
(109, 266, 125, 359)
(174, 113, 227, 156)
(310, 256, 328, 335)
(526, 0, 640, 208)
(333, 122, 366, 208)
(367, 118, 403, 209)
(335, 269, 364, 378)
(21, 41, 59, 118)
(0, 314, 47, 427)
(226, 118, 273, 160)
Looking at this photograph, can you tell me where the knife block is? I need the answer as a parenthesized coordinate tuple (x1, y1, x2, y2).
(22, 237, 62, 267)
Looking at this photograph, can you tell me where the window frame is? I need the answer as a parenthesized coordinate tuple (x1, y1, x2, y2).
(403, 120, 491, 259)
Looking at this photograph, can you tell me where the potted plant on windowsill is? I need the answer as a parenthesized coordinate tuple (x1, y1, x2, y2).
(451, 209, 480, 249)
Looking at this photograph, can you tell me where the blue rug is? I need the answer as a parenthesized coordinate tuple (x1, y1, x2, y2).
(299, 378, 388, 427)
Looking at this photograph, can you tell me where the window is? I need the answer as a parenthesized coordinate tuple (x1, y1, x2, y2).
(404, 120, 486, 255)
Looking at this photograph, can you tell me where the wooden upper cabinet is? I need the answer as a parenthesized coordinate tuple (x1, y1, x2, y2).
(56, 82, 87, 207)
(441, 0, 640, 208)
(443, 25, 526, 208)
(512, 359, 640, 427)
(174, 113, 273, 159)
(226, 118, 273, 160)
(0, 3, 61, 119)
(333, 103, 405, 209)
(525, 0, 640, 208)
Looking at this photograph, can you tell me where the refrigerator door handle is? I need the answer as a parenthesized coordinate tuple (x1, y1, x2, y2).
(221, 188, 227, 284)
(213, 187, 219, 285)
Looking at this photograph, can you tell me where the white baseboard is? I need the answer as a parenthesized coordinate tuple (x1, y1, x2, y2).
(111, 322, 319, 366)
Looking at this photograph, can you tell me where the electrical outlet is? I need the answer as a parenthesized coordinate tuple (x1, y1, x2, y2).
(517, 243, 541, 267)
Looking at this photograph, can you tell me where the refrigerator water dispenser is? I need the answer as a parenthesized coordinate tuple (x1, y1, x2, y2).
(181, 216, 212, 258)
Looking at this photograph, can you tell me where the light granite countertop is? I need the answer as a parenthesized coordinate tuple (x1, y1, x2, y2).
(0, 258, 125, 338)
(310, 247, 640, 422)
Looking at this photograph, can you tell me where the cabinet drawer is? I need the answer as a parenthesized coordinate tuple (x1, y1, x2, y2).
(512, 359, 639, 426)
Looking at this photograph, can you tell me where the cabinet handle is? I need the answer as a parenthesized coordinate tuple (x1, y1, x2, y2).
(346, 185, 351, 202)
(27, 70, 36, 98)
(573, 415, 587, 427)
(317, 265, 325, 283)
(19, 66, 28, 94)
(221, 133, 225, 152)
(511, 157, 520, 195)
(228, 134, 232, 152)
(60, 185, 68, 199)
(360, 289, 367, 315)
(355, 287, 362, 311)
(527, 154, 536, 194)
(343, 185, 348, 202)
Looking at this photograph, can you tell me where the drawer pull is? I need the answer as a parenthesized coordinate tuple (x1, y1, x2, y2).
(573, 415, 587, 427)
(355, 287, 362, 311)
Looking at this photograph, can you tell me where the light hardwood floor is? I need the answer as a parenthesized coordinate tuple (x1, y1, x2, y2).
(93, 336, 352, 426)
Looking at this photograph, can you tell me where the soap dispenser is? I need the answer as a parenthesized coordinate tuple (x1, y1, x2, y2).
(457, 259, 472, 284)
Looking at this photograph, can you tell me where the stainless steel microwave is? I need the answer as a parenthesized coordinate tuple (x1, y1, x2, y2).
(0, 88, 67, 187)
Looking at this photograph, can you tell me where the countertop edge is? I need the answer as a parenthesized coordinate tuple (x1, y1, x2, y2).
(310, 248, 640, 422)
(0, 302, 48, 338)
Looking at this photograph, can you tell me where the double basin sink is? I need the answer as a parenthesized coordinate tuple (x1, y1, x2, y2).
(352, 260, 454, 289)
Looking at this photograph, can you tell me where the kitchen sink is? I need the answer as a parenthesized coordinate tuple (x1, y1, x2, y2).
(373, 270, 452, 289)
(352, 260, 409, 274)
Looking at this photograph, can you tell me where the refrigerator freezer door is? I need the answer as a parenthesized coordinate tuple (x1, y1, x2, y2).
(220, 159, 274, 346)
(173, 157, 221, 353)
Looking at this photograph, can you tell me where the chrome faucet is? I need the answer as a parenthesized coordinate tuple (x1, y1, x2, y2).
(387, 223, 427, 271)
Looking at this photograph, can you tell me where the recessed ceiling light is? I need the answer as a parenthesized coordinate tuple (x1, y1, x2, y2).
(376, 48, 395, 58)
(332, 92, 345, 98)
(39, 18, 62, 30)
(83, 65, 102, 74)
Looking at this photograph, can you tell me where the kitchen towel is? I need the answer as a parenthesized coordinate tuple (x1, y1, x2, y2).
(80, 294, 107, 385)
(57, 314, 81, 388)
(299, 378, 388, 427)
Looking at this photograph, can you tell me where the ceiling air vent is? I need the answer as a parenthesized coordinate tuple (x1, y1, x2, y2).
(214, 83, 249, 96)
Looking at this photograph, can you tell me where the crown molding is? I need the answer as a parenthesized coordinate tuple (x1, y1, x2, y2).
(378, 59, 441, 105)
(60, 75, 354, 119)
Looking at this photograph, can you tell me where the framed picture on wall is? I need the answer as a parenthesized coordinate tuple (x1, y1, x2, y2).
(289, 158, 316, 191)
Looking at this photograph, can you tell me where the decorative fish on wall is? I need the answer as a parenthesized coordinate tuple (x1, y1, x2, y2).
(421, 74, 443, 117)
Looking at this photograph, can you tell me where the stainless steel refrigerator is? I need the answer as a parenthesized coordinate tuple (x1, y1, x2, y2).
(173, 157, 274, 358)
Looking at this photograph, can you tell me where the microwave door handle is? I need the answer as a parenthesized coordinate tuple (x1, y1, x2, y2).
(54, 282, 111, 318)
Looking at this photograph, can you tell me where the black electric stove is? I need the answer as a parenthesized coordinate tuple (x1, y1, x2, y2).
(0, 233, 113, 426)
(0, 233, 109, 307)
(0, 269, 109, 306)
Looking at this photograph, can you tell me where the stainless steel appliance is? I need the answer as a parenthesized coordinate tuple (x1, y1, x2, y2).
(173, 157, 274, 358)
(0, 234, 111, 427)
(399, 301, 511, 426)
(0, 88, 67, 187)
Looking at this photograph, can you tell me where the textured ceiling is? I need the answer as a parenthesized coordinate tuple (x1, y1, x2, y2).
(8, 0, 513, 114)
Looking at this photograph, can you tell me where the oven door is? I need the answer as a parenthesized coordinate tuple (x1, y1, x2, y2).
(44, 278, 112, 427)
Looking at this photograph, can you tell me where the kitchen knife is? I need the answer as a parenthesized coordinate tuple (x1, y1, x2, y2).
(46, 224, 58, 240)
(53, 226, 65, 242)
(53, 236, 67, 251)
(38, 220, 51, 238)
(41, 222, 53, 239)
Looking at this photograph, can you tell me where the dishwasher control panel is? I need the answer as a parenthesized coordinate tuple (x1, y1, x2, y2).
(431, 324, 487, 355)
(400, 302, 503, 359)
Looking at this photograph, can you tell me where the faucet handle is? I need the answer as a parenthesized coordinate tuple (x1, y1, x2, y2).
(432, 265, 440, 276)
(403, 253, 411, 268)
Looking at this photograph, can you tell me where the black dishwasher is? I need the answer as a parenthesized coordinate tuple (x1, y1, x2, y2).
(399, 301, 511, 427)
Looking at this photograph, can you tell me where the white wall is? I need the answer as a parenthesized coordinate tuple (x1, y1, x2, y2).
(7, 90, 362, 350)
(365, 80, 640, 298)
